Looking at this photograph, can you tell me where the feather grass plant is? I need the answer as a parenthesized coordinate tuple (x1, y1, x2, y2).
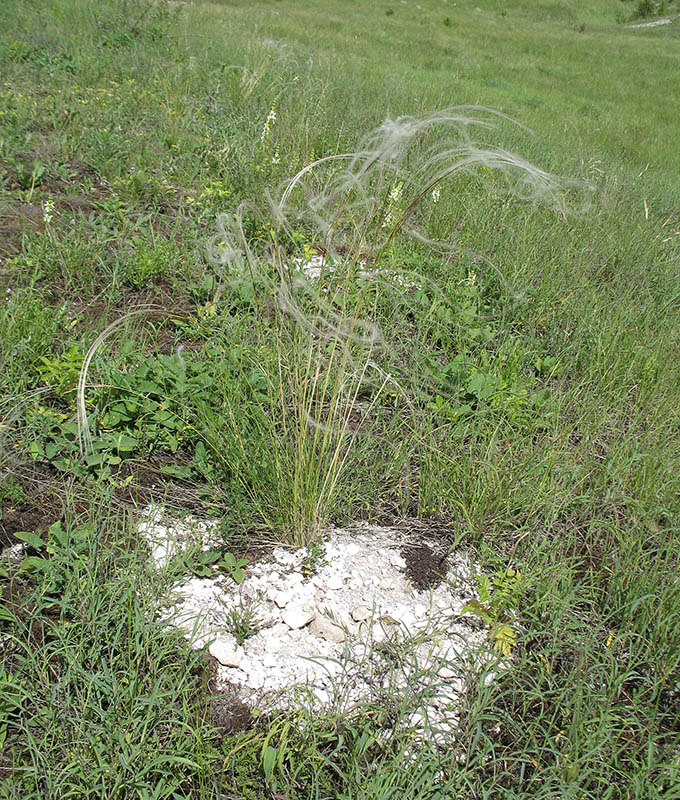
(205, 107, 585, 545)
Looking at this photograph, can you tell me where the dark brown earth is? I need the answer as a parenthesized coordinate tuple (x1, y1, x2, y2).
(0, 466, 64, 548)
(400, 534, 450, 591)
(205, 665, 254, 734)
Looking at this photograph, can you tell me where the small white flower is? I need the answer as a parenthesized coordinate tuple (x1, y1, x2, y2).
(465, 270, 477, 286)
(382, 211, 394, 229)
(271, 147, 281, 165)
(431, 186, 441, 204)
(42, 198, 55, 226)
(389, 182, 403, 203)
(260, 105, 277, 142)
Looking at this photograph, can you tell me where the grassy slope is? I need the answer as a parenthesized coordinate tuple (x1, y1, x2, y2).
(1, 0, 679, 797)
(206, 0, 680, 180)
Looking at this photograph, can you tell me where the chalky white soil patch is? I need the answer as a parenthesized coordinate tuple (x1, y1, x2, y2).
(139, 506, 495, 740)
(291, 253, 421, 289)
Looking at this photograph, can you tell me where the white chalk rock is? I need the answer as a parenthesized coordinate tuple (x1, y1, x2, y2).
(351, 604, 371, 622)
(246, 669, 264, 690)
(209, 636, 244, 667)
(266, 586, 280, 602)
(309, 615, 345, 643)
(282, 604, 315, 630)
(272, 590, 294, 609)
(262, 652, 278, 669)
(398, 610, 416, 628)
(326, 574, 344, 591)
(274, 550, 295, 566)
(314, 688, 330, 704)
(270, 622, 290, 637)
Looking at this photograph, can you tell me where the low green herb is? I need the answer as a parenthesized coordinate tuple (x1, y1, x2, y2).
(301, 540, 327, 576)
(0, 475, 27, 510)
(0, 663, 24, 750)
(17, 521, 93, 612)
(220, 552, 248, 584)
(122, 235, 174, 289)
(172, 545, 247, 584)
(8, 156, 45, 191)
(463, 567, 523, 656)
(37, 345, 85, 405)
(223, 603, 262, 645)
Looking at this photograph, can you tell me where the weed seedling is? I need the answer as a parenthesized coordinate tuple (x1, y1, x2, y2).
(301, 540, 327, 576)
(462, 567, 522, 656)
(219, 552, 248, 584)
(223, 602, 262, 645)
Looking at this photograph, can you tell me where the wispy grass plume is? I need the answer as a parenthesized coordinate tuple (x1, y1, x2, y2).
(207, 107, 586, 544)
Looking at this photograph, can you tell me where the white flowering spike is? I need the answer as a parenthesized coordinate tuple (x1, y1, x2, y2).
(43, 198, 55, 226)
(260, 105, 277, 142)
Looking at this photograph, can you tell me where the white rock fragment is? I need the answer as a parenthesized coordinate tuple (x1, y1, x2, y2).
(309, 615, 345, 643)
(282, 604, 315, 630)
(274, 550, 296, 566)
(262, 652, 278, 669)
(326, 574, 344, 591)
(351, 604, 371, 622)
(397, 610, 416, 628)
(1, 542, 27, 572)
(272, 590, 294, 609)
(390, 553, 406, 569)
(209, 636, 244, 668)
(314, 688, 330, 705)
(247, 670, 264, 690)
(269, 622, 289, 637)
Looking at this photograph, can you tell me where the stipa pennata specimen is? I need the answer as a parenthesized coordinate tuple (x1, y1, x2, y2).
(202, 107, 591, 544)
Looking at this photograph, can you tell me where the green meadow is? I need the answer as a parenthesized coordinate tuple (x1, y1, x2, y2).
(1, 0, 679, 796)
